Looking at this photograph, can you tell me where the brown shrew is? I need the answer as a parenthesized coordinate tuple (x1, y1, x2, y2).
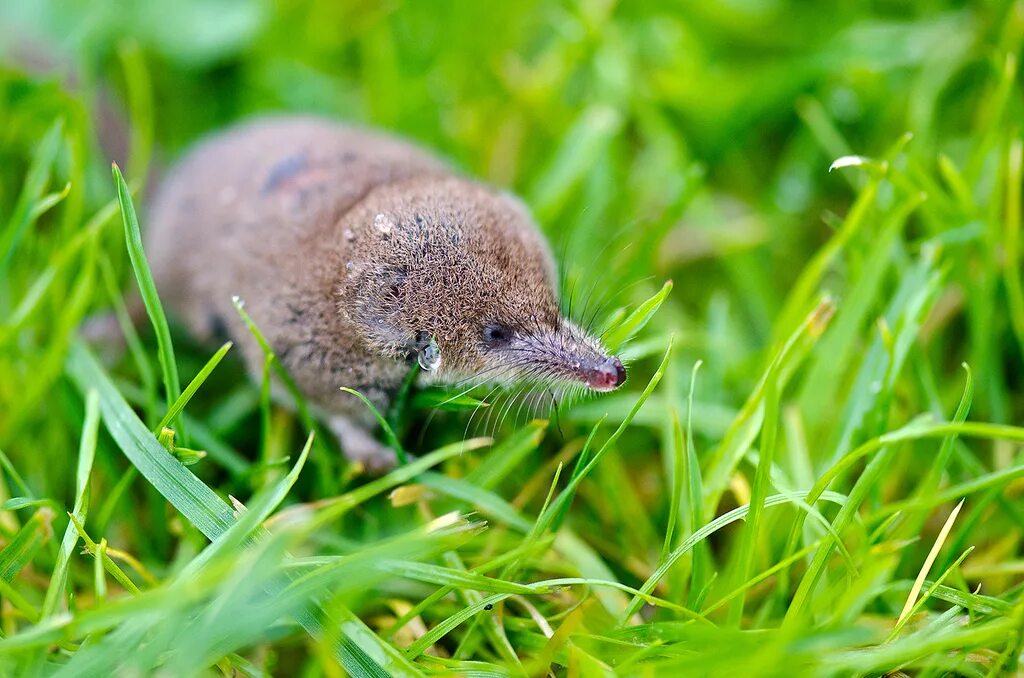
(146, 115, 626, 471)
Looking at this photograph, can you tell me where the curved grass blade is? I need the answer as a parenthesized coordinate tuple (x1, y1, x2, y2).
(412, 388, 490, 412)
(621, 490, 849, 622)
(782, 419, 1024, 626)
(340, 387, 407, 464)
(111, 164, 182, 430)
(601, 279, 673, 352)
(65, 341, 420, 676)
(66, 340, 233, 540)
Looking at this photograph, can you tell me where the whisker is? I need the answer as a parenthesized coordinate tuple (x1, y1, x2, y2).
(583, 275, 658, 336)
(512, 383, 539, 429)
(463, 381, 505, 443)
(495, 381, 532, 437)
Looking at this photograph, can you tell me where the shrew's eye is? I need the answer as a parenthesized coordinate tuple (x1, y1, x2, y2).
(482, 323, 512, 348)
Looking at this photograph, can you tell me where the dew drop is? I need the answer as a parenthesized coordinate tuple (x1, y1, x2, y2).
(374, 213, 394, 236)
(417, 336, 442, 372)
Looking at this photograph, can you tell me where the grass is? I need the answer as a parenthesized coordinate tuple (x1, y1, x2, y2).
(1, 0, 1024, 675)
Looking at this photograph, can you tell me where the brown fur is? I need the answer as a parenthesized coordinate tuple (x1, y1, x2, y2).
(147, 115, 623, 470)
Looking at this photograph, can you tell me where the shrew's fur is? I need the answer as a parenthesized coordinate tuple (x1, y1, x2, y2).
(147, 115, 623, 470)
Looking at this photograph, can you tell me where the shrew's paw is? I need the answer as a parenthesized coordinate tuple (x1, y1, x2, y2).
(328, 415, 401, 475)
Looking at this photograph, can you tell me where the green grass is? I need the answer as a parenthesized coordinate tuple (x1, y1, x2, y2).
(1, 0, 1024, 675)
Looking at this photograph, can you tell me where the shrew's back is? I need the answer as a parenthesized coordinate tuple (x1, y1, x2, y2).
(146, 115, 445, 349)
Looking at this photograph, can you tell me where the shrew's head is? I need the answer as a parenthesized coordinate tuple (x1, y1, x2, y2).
(339, 177, 626, 392)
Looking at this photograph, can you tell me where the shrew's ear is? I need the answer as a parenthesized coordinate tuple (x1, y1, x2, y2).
(340, 262, 412, 360)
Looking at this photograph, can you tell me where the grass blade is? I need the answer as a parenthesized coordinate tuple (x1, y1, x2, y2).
(340, 387, 407, 464)
(111, 164, 182, 426)
(40, 389, 100, 618)
(601, 280, 673, 352)
(621, 490, 849, 622)
(0, 118, 64, 277)
(726, 369, 779, 626)
(66, 340, 234, 540)
(155, 341, 232, 432)
(894, 500, 965, 629)
(65, 341, 421, 676)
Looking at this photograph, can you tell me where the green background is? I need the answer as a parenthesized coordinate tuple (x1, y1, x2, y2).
(1, 0, 1023, 675)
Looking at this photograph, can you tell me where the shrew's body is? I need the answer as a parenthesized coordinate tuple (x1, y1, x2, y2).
(147, 116, 624, 470)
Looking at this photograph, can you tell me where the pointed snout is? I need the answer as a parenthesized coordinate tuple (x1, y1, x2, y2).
(586, 356, 626, 392)
(506, 321, 626, 392)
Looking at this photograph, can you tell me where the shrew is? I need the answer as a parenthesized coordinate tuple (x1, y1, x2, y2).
(146, 116, 625, 471)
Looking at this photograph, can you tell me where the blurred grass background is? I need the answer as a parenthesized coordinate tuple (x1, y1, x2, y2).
(2, 0, 1024, 675)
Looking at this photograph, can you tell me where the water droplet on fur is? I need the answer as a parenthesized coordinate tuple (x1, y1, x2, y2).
(374, 213, 394, 236)
(418, 336, 442, 372)
(343, 228, 354, 241)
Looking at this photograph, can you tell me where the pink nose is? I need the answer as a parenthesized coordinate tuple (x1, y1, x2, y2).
(587, 357, 626, 391)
